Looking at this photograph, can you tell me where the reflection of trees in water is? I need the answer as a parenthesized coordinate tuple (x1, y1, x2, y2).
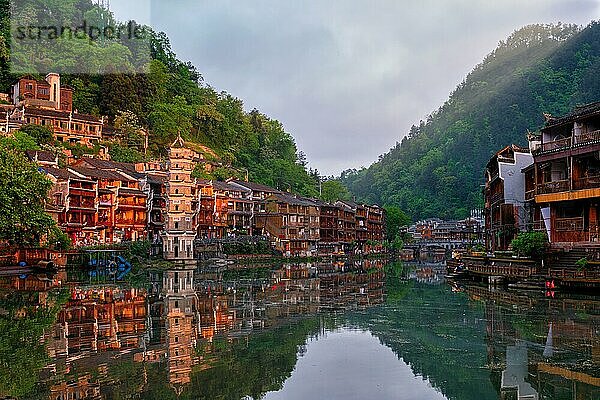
(0, 289, 68, 399)
(12, 262, 599, 400)
(140, 317, 322, 400)
(347, 282, 499, 400)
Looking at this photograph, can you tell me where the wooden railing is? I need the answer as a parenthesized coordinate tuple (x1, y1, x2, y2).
(573, 174, 600, 190)
(574, 129, 600, 145)
(533, 220, 546, 231)
(466, 263, 537, 278)
(537, 179, 569, 194)
(488, 192, 503, 204)
(119, 198, 146, 207)
(554, 217, 584, 231)
(540, 137, 571, 152)
(548, 268, 600, 282)
(525, 189, 535, 201)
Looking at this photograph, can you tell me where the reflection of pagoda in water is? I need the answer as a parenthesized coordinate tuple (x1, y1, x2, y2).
(163, 267, 198, 394)
(22, 260, 387, 398)
(462, 284, 600, 399)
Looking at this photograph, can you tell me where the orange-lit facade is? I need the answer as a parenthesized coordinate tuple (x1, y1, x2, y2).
(196, 180, 229, 239)
(9, 74, 105, 146)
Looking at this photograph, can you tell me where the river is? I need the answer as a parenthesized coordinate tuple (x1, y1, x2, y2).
(0, 260, 598, 399)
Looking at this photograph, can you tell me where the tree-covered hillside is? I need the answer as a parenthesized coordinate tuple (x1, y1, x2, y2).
(0, 0, 321, 196)
(342, 22, 600, 220)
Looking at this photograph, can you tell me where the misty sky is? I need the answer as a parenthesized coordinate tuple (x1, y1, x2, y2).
(111, 0, 600, 175)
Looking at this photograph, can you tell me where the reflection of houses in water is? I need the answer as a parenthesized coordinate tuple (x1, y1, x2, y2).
(48, 287, 147, 357)
(191, 261, 385, 347)
(163, 268, 198, 392)
(318, 260, 385, 309)
(49, 373, 102, 400)
(501, 342, 539, 400)
(43, 287, 148, 398)
(0, 269, 65, 293)
(463, 284, 600, 399)
(29, 261, 387, 398)
(269, 264, 320, 315)
(409, 265, 446, 285)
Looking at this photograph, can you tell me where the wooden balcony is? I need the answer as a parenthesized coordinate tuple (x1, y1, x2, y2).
(554, 217, 584, 232)
(488, 192, 503, 204)
(548, 267, 600, 283)
(573, 129, 600, 145)
(118, 199, 146, 209)
(537, 179, 569, 194)
(573, 175, 600, 190)
(537, 137, 571, 153)
(532, 220, 546, 232)
(525, 189, 535, 201)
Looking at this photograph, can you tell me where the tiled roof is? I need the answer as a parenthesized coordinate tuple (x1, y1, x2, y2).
(544, 101, 600, 129)
(44, 166, 86, 180)
(75, 158, 136, 172)
(69, 166, 135, 182)
(269, 193, 317, 206)
(146, 172, 167, 185)
(118, 187, 145, 196)
(228, 179, 281, 193)
(25, 150, 56, 162)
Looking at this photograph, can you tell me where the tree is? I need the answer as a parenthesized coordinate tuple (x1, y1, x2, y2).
(510, 232, 548, 259)
(0, 143, 57, 246)
(320, 179, 350, 202)
(384, 206, 411, 241)
(113, 110, 146, 149)
(0, 131, 40, 151)
(17, 124, 54, 145)
(108, 145, 146, 163)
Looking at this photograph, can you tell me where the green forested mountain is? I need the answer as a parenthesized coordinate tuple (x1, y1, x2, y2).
(0, 0, 321, 196)
(341, 22, 600, 220)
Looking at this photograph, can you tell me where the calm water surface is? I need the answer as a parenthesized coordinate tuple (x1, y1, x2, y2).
(0, 260, 598, 399)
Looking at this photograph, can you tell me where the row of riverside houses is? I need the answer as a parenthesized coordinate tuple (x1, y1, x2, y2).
(484, 101, 600, 256)
(27, 134, 386, 257)
(161, 137, 386, 258)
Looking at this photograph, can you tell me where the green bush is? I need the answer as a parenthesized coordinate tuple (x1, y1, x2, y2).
(510, 232, 548, 259)
(576, 257, 588, 269)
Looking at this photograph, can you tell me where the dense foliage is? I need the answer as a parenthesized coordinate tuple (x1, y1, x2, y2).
(319, 179, 351, 202)
(384, 205, 411, 241)
(342, 23, 600, 220)
(0, 290, 68, 398)
(0, 0, 321, 196)
(0, 139, 58, 246)
(348, 281, 498, 400)
(511, 231, 548, 259)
